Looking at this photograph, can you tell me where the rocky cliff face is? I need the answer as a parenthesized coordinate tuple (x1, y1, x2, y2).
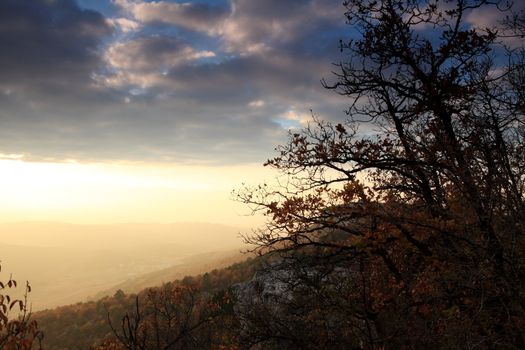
(232, 261, 355, 348)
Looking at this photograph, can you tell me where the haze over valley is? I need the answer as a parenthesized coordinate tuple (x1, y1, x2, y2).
(0, 222, 246, 311)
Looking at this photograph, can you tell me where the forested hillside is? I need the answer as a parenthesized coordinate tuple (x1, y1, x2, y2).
(89, 249, 248, 300)
(35, 257, 261, 350)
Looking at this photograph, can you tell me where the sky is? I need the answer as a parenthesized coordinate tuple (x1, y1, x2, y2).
(0, 0, 351, 225)
(0, 0, 348, 164)
(0, 0, 520, 226)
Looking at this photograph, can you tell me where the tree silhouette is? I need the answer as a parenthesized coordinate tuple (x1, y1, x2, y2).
(236, 0, 525, 348)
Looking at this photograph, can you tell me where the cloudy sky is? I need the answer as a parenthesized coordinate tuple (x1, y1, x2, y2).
(0, 0, 352, 225)
(0, 0, 518, 226)
(0, 0, 349, 164)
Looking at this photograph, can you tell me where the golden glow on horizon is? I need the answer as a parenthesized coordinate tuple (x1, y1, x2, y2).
(0, 159, 270, 226)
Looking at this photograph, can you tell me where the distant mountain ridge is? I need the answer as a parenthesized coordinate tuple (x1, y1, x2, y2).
(0, 221, 247, 249)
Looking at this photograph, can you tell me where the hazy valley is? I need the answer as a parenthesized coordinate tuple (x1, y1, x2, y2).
(0, 222, 247, 311)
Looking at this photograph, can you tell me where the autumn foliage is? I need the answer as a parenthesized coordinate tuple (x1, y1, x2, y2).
(0, 264, 43, 350)
(99, 284, 238, 350)
(35, 258, 262, 350)
(235, 0, 525, 348)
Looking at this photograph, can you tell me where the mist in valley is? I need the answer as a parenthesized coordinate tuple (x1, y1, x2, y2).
(0, 222, 247, 311)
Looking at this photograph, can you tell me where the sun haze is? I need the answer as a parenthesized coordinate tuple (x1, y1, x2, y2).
(0, 158, 272, 226)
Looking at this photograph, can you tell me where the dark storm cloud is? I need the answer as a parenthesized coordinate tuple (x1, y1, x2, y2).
(0, 0, 112, 99)
(159, 53, 340, 110)
(0, 94, 287, 164)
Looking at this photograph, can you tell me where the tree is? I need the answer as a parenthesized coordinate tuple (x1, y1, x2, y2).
(0, 264, 43, 349)
(236, 0, 525, 348)
(99, 284, 238, 350)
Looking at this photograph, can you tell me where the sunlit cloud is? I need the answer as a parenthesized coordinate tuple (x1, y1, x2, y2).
(276, 108, 313, 129)
(108, 17, 142, 33)
(101, 35, 216, 89)
(248, 100, 265, 108)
